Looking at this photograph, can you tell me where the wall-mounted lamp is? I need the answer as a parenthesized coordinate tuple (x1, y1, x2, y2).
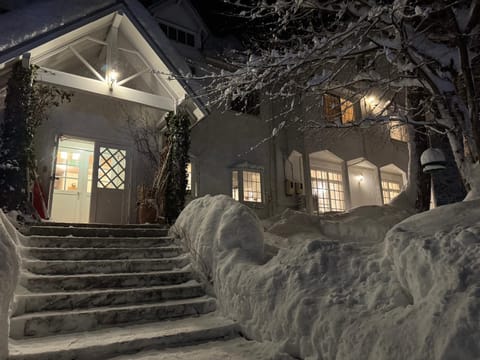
(107, 69, 118, 91)
(356, 174, 364, 183)
(365, 95, 378, 108)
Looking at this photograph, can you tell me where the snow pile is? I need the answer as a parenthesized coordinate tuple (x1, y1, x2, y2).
(174, 195, 480, 360)
(265, 204, 414, 249)
(172, 195, 264, 282)
(0, 211, 21, 360)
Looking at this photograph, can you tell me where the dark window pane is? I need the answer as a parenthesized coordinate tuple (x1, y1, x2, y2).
(168, 27, 177, 40)
(186, 33, 195, 46)
(159, 23, 168, 34)
(178, 30, 186, 44)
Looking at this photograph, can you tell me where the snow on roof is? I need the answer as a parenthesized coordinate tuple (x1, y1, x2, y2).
(0, 0, 117, 56)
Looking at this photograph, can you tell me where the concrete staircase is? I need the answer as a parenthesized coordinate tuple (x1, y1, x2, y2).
(9, 223, 239, 360)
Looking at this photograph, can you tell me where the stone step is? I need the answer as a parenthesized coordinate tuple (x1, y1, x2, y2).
(107, 338, 271, 360)
(21, 270, 194, 292)
(22, 236, 175, 248)
(27, 226, 169, 238)
(10, 297, 217, 339)
(30, 222, 166, 229)
(8, 313, 239, 360)
(24, 256, 190, 275)
(23, 246, 183, 260)
(14, 282, 205, 315)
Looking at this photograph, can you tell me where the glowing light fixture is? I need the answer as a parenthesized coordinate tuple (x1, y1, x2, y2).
(107, 69, 119, 90)
(356, 174, 364, 183)
(365, 95, 378, 107)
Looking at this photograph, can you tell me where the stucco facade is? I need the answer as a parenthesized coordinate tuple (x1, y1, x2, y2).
(0, 0, 409, 223)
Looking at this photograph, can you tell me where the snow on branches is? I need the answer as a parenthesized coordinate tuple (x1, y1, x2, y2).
(204, 0, 480, 195)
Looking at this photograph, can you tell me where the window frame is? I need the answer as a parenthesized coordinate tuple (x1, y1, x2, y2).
(310, 167, 346, 214)
(323, 93, 356, 124)
(231, 164, 265, 207)
(158, 21, 196, 47)
(389, 121, 409, 142)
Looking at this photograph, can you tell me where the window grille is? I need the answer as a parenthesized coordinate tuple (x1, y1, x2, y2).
(311, 168, 345, 213)
(382, 180, 401, 203)
(390, 121, 409, 142)
(323, 94, 355, 123)
(159, 22, 195, 47)
(243, 171, 262, 203)
(97, 147, 126, 190)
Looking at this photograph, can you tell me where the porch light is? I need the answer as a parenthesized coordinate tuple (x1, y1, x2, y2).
(356, 174, 364, 183)
(107, 69, 119, 90)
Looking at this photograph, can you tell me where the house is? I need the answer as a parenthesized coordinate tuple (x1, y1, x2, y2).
(0, 0, 409, 224)
(148, 0, 409, 217)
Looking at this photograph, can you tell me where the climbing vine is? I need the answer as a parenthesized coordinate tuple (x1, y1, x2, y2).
(0, 62, 72, 211)
(153, 110, 190, 223)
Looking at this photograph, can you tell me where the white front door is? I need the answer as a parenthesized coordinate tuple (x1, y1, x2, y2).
(50, 137, 94, 223)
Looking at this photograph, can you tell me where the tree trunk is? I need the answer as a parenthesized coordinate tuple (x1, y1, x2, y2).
(405, 88, 431, 212)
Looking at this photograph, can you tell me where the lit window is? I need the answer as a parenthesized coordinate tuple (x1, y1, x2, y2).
(243, 171, 262, 203)
(382, 179, 401, 203)
(231, 168, 263, 204)
(311, 168, 345, 213)
(340, 98, 354, 123)
(390, 121, 409, 142)
(186, 163, 192, 191)
(232, 171, 239, 201)
(323, 94, 355, 124)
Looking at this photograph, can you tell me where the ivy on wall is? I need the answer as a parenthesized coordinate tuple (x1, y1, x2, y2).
(152, 110, 190, 223)
(0, 62, 72, 211)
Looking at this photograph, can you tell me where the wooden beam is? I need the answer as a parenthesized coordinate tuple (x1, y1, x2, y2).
(37, 67, 175, 111)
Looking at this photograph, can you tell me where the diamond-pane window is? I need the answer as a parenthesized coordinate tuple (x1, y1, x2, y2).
(97, 147, 126, 190)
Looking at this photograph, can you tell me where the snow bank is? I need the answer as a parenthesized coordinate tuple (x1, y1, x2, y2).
(0, 211, 21, 360)
(172, 195, 264, 282)
(265, 204, 414, 248)
(174, 195, 480, 360)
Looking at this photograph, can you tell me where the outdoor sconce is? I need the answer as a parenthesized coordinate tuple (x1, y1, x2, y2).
(420, 147, 446, 173)
(356, 174, 364, 183)
(108, 69, 118, 91)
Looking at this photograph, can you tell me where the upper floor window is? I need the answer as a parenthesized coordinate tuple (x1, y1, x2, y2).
(159, 23, 195, 47)
(323, 94, 355, 124)
(231, 166, 263, 204)
(390, 121, 409, 142)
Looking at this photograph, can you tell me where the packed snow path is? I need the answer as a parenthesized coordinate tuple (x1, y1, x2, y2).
(7, 223, 240, 360)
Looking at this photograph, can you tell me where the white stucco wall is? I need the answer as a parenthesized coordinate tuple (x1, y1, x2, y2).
(34, 90, 160, 224)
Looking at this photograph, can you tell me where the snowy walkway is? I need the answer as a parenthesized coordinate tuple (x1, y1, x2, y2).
(108, 338, 273, 360)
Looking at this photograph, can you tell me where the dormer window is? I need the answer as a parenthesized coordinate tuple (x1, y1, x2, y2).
(159, 22, 195, 47)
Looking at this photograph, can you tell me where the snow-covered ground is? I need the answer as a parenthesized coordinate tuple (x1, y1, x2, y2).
(0, 211, 21, 360)
(173, 195, 480, 360)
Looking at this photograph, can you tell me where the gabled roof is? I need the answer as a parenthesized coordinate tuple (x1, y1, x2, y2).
(0, 0, 206, 119)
